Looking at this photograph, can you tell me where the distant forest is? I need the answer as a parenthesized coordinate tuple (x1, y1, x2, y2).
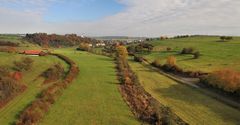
(25, 33, 93, 47)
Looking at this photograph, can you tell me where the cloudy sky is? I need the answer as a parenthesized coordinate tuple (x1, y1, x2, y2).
(0, 0, 239, 37)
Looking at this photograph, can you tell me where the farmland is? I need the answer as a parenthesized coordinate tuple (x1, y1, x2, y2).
(40, 49, 140, 125)
(129, 60, 240, 125)
(0, 35, 240, 125)
(1, 1, 240, 124)
(140, 36, 240, 72)
(0, 52, 68, 124)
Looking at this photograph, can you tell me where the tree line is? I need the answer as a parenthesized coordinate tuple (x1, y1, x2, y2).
(25, 33, 93, 47)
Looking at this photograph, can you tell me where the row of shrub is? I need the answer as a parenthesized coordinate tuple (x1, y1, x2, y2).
(14, 57, 34, 72)
(16, 54, 79, 125)
(127, 43, 154, 54)
(151, 56, 207, 78)
(116, 46, 187, 125)
(219, 36, 233, 42)
(0, 41, 19, 47)
(0, 66, 26, 108)
(180, 47, 200, 59)
(200, 69, 240, 96)
(0, 47, 17, 53)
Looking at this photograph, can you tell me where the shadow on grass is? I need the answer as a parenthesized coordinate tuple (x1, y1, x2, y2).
(153, 84, 240, 124)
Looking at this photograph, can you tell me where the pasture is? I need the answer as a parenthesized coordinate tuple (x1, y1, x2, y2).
(140, 36, 240, 72)
(39, 49, 140, 125)
(129, 60, 240, 125)
(0, 52, 68, 124)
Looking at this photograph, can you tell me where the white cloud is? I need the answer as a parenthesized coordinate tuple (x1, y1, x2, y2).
(0, 0, 239, 36)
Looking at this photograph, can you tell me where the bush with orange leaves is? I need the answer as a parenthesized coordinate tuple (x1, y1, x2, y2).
(166, 56, 176, 66)
(201, 69, 240, 94)
(116, 46, 128, 60)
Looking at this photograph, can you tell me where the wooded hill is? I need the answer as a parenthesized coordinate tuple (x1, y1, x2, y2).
(25, 33, 93, 47)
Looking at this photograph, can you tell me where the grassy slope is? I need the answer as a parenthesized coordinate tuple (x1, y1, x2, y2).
(142, 36, 240, 72)
(0, 35, 40, 50)
(0, 53, 67, 125)
(129, 60, 240, 125)
(40, 49, 140, 125)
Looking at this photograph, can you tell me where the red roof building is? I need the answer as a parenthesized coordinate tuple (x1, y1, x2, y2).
(22, 50, 46, 56)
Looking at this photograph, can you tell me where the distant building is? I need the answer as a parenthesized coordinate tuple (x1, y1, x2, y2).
(96, 43, 106, 47)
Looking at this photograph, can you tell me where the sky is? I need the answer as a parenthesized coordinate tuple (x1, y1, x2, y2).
(0, 0, 239, 37)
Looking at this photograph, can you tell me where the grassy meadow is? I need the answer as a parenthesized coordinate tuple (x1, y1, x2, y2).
(0, 52, 68, 124)
(1, 35, 240, 125)
(140, 36, 240, 72)
(130, 61, 240, 125)
(129, 60, 240, 125)
(40, 49, 140, 125)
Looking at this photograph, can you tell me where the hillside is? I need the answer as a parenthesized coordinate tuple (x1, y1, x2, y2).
(139, 36, 240, 72)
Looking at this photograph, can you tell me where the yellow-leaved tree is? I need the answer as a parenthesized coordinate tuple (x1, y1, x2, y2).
(116, 46, 128, 60)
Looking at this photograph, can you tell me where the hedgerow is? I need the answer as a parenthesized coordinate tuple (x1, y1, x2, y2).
(42, 63, 65, 84)
(150, 56, 207, 78)
(116, 46, 187, 125)
(200, 69, 240, 95)
(0, 40, 19, 47)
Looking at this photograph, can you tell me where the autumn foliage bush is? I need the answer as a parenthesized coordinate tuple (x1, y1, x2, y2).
(14, 57, 34, 72)
(150, 56, 206, 78)
(16, 54, 79, 125)
(25, 33, 93, 47)
(77, 43, 91, 51)
(0, 68, 26, 108)
(166, 56, 176, 66)
(200, 69, 240, 94)
(42, 63, 65, 84)
(152, 58, 162, 67)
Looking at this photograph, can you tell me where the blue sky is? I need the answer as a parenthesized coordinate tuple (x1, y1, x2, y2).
(0, 0, 239, 36)
(44, 0, 125, 22)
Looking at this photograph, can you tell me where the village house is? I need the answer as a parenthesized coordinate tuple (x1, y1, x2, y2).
(96, 42, 106, 47)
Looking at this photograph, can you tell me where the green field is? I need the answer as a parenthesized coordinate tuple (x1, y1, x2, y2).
(1, 35, 240, 125)
(129, 60, 240, 125)
(0, 35, 41, 50)
(39, 49, 140, 125)
(0, 52, 68, 125)
(140, 36, 240, 72)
